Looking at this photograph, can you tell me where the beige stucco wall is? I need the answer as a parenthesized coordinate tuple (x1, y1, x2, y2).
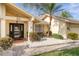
(44, 16, 67, 38)
(51, 18, 60, 33)
(51, 18, 67, 38)
(67, 23, 79, 35)
(44, 17, 60, 34)
(43, 25, 49, 33)
(6, 20, 28, 38)
(58, 20, 67, 38)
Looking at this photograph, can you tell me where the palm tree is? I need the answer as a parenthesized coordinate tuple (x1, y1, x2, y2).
(36, 3, 64, 36)
(22, 3, 72, 36)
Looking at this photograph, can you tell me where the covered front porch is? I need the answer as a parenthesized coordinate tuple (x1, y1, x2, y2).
(0, 3, 49, 44)
(0, 3, 33, 43)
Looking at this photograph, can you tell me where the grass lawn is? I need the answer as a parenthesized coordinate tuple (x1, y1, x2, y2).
(35, 47, 79, 56)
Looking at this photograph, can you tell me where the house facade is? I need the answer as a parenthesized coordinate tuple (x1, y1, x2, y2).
(0, 3, 49, 42)
(1, 3, 79, 42)
(42, 14, 79, 39)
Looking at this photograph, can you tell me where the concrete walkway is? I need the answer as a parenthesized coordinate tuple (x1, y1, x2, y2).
(28, 38, 74, 48)
(11, 39, 79, 55)
(23, 40, 79, 56)
(0, 38, 79, 56)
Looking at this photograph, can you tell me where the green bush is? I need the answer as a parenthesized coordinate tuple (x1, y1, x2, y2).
(37, 32, 44, 37)
(67, 33, 78, 40)
(46, 31, 52, 36)
(52, 33, 63, 39)
(0, 37, 13, 50)
(30, 32, 41, 41)
(49, 31, 52, 36)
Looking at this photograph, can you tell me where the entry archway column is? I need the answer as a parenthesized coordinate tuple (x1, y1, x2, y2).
(1, 20, 6, 37)
(0, 4, 6, 37)
(27, 17, 34, 45)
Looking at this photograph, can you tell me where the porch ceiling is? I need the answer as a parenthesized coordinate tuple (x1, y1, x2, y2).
(5, 3, 32, 18)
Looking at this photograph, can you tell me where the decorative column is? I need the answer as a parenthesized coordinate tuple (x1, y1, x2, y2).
(1, 20, 6, 37)
(27, 17, 34, 45)
(0, 4, 6, 37)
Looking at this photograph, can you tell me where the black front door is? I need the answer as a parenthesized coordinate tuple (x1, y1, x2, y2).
(9, 23, 24, 39)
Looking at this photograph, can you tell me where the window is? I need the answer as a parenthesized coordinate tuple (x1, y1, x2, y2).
(35, 25, 43, 32)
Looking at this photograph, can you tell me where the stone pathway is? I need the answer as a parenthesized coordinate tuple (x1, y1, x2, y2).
(0, 39, 79, 56)
(0, 41, 28, 56)
(23, 41, 79, 56)
(29, 38, 74, 48)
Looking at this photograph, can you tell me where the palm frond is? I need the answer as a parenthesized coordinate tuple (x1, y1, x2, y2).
(40, 7, 49, 14)
(53, 5, 64, 14)
(61, 11, 72, 18)
(53, 9, 64, 14)
(48, 3, 56, 13)
(22, 3, 72, 19)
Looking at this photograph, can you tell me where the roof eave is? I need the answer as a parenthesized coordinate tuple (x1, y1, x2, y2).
(5, 3, 33, 18)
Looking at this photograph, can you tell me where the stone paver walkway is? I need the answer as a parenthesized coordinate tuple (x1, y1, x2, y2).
(29, 38, 74, 48)
(23, 41, 79, 55)
(0, 39, 79, 56)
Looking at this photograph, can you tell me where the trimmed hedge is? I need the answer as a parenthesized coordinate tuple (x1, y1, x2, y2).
(29, 32, 41, 41)
(46, 31, 52, 36)
(37, 32, 44, 38)
(0, 37, 13, 50)
(67, 33, 78, 40)
(52, 33, 63, 39)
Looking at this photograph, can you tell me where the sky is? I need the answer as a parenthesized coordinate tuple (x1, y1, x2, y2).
(15, 3, 79, 20)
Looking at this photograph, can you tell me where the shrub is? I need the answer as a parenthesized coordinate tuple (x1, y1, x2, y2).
(30, 32, 41, 41)
(49, 31, 52, 36)
(67, 33, 78, 40)
(52, 33, 63, 39)
(0, 37, 13, 50)
(46, 31, 52, 36)
(37, 32, 44, 37)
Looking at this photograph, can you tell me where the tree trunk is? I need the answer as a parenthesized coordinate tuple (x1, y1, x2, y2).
(48, 14, 52, 37)
(49, 15, 52, 30)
